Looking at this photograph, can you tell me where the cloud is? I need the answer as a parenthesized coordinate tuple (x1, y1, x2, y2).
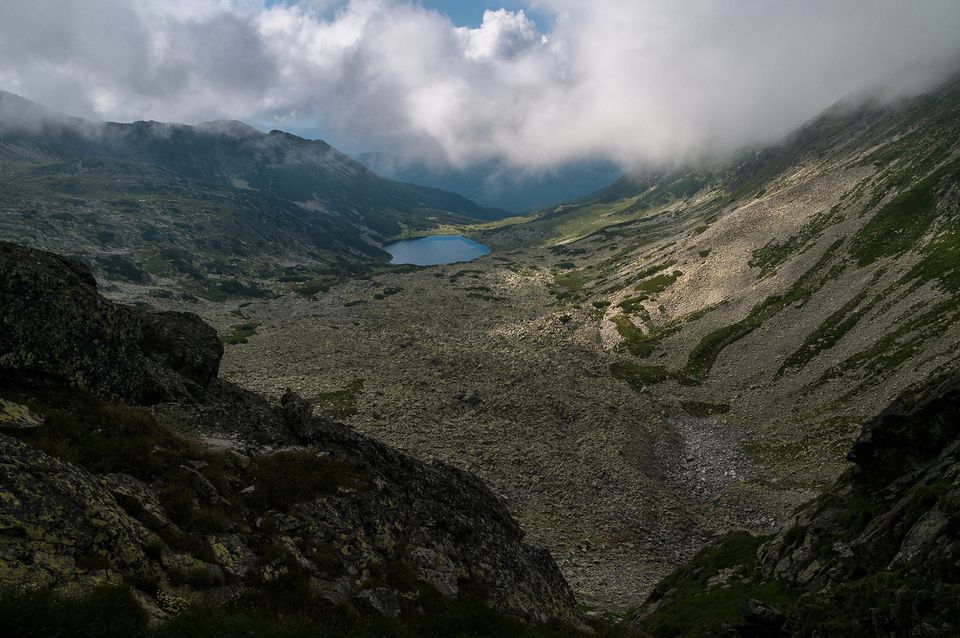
(458, 9, 544, 60)
(1, 0, 959, 170)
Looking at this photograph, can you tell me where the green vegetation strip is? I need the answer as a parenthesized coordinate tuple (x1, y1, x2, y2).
(683, 240, 844, 383)
(817, 298, 960, 394)
(610, 361, 674, 388)
(638, 531, 798, 638)
(750, 204, 844, 279)
(850, 157, 960, 267)
(778, 269, 887, 375)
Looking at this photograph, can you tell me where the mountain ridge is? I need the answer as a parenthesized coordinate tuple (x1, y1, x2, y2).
(0, 90, 504, 298)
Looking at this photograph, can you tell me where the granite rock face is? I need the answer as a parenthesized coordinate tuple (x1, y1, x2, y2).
(0, 242, 582, 627)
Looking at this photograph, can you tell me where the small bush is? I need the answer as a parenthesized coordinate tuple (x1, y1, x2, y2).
(11, 388, 198, 480)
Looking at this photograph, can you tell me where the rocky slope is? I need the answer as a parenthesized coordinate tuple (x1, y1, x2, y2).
(485, 71, 960, 530)
(0, 241, 583, 630)
(631, 372, 960, 636)
(0, 90, 500, 298)
(195, 73, 960, 613)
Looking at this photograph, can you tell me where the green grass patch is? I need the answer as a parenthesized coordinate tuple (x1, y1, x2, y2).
(610, 361, 672, 389)
(638, 532, 799, 638)
(617, 296, 650, 319)
(223, 322, 259, 345)
(612, 315, 659, 357)
(296, 277, 338, 298)
(634, 271, 682, 294)
(850, 158, 959, 267)
(311, 379, 364, 420)
(901, 210, 960, 294)
(553, 268, 598, 293)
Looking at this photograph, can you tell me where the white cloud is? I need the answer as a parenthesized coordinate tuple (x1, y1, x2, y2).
(458, 9, 544, 60)
(1, 0, 959, 170)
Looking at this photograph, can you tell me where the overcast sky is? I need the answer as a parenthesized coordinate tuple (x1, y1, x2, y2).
(1, 1, 959, 171)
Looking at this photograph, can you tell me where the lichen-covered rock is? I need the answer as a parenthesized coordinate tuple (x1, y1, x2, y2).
(0, 399, 43, 431)
(0, 435, 150, 590)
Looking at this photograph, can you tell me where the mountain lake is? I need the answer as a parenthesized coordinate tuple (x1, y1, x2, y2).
(384, 235, 491, 266)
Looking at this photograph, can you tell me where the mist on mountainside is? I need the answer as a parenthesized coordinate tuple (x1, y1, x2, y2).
(2, 1, 960, 173)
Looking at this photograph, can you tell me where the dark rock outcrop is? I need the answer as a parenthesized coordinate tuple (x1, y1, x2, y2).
(756, 376, 960, 635)
(736, 599, 787, 638)
(0, 241, 148, 400)
(0, 241, 222, 404)
(140, 310, 223, 389)
(0, 241, 582, 627)
(634, 374, 960, 636)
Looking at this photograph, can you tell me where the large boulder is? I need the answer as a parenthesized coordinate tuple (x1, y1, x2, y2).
(0, 241, 148, 400)
(755, 376, 960, 635)
(140, 310, 222, 389)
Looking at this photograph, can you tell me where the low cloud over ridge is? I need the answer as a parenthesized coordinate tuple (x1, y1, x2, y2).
(1, 0, 959, 170)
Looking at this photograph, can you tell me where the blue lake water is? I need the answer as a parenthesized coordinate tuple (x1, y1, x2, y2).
(384, 235, 491, 266)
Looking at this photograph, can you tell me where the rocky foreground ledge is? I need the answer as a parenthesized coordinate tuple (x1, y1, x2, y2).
(0, 241, 584, 630)
(631, 373, 960, 636)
